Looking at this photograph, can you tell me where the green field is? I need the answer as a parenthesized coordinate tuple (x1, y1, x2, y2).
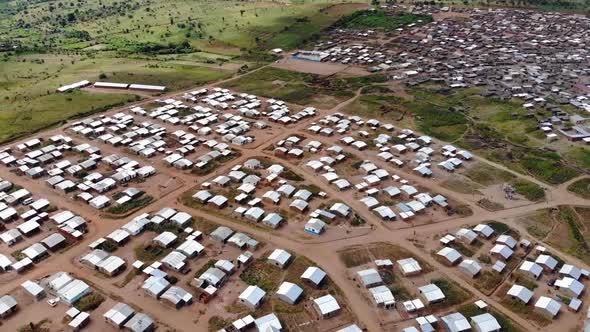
(567, 178, 590, 199)
(221, 66, 387, 108)
(0, 0, 370, 143)
(333, 9, 432, 30)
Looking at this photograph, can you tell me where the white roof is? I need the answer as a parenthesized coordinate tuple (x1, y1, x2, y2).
(555, 277, 584, 296)
(471, 313, 501, 332)
(507, 284, 534, 303)
(437, 247, 461, 263)
(268, 249, 291, 266)
(397, 258, 422, 275)
(535, 296, 561, 316)
(490, 244, 513, 259)
(276, 282, 303, 303)
(314, 294, 340, 315)
(535, 254, 558, 271)
(357, 268, 382, 287)
(104, 302, 135, 326)
(301, 266, 326, 285)
(239, 285, 266, 306)
(419, 284, 445, 303)
(21, 280, 44, 297)
(255, 313, 282, 332)
(520, 261, 543, 277)
(560, 264, 582, 280)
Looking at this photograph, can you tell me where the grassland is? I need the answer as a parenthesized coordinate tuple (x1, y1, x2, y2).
(332, 9, 432, 30)
(567, 178, 590, 199)
(221, 66, 389, 108)
(517, 206, 590, 265)
(0, 1, 368, 143)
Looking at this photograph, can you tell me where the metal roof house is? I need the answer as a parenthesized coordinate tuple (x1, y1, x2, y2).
(506, 284, 534, 304)
(301, 266, 326, 287)
(0, 295, 17, 318)
(357, 268, 383, 288)
(397, 258, 422, 276)
(268, 249, 292, 269)
(519, 261, 543, 279)
(124, 313, 155, 332)
(313, 294, 340, 318)
(103, 302, 135, 328)
(437, 247, 462, 266)
(419, 284, 445, 304)
(470, 313, 501, 332)
(239, 285, 266, 309)
(276, 282, 303, 305)
(534, 296, 561, 318)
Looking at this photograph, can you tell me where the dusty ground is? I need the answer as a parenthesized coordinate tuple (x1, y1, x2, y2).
(0, 63, 588, 332)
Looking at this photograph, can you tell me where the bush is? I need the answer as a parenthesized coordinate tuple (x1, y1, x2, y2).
(75, 293, 105, 311)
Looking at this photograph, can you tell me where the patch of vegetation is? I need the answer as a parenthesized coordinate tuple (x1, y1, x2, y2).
(240, 257, 283, 292)
(458, 303, 525, 332)
(513, 180, 545, 201)
(74, 293, 105, 311)
(134, 244, 169, 264)
(208, 316, 231, 332)
(17, 320, 51, 332)
(478, 271, 504, 293)
(106, 195, 153, 215)
(500, 296, 551, 327)
(431, 278, 471, 308)
(333, 10, 432, 30)
(221, 67, 357, 108)
(567, 178, 590, 199)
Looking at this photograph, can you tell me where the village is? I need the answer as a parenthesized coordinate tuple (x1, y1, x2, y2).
(0, 2, 588, 332)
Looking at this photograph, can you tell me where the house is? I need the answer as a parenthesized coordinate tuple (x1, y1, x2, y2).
(519, 261, 543, 279)
(268, 249, 291, 269)
(22, 243, 48, 262)
(441, 313, 470, 332)
(21, 280, 45, 300)
(57, 279, 91, 305)
(369, 285, 395, 309)
(153, 232, 178, 248)
(161, 286, 193, 308)
(81, 249, 109, 269)
(262, 213, 283, 229)
(142, 276, 170, 298)
(255, 313, 282, 332)
(197, 267, 227, 288)
(97, 256, 126, 276)
(471, 313, 501, 332)
(41, 233, 66, 251)
(0, 295, 17, 318)
(535, 255, 558, 272)
(473, 224, 494, 238)
(456, 228, 477, 244)
(314, 294, 340, 318)
(437, 247, 462, 265)
(357, 269, 383, 288)
(419, 284, 445, 304)
(239, 285, 266, 309)
(305, 218, 326, 235)
(210, 226, 234, 242)
(507, 284, 533, 304)
(161, 251, 188, 273)
(301, 266, 326, 287)
(176, 239, 204, 258)
(496, 235, 517, 249)
(458, 259, 482, 278)
(559, 264, 582, 280)
(104, 302, 135, 328)
(397, 258, 422, 276)
(276, 282, 303, 305)
(534, 296, 561, 318)
(124, 313, 155, 332)
(490, 244, 513, 260)
(555, 277, 584, 298)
